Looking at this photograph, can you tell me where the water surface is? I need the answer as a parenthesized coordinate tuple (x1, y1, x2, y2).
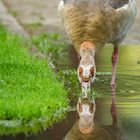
(1, 45, 140, 140)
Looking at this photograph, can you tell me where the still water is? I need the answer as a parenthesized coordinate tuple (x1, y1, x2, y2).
(94, 45, 140, 140)
(1, 45, 140, 140)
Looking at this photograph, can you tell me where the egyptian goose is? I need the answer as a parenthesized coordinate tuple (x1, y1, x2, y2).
(76, 97, 96, 134)
(64, 87, 125, 140)
(64, 88, 124, 140)
(58, 0, 137, 94)
(64, 97, 97, 140)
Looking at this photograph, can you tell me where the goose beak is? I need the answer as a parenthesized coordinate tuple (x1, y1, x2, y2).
(81, 81, 91, 97)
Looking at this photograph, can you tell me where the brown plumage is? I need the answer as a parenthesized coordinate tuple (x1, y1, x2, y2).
(58, 0, 137, 93)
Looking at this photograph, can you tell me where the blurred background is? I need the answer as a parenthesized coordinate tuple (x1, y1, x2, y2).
(0, 0, 140, 44)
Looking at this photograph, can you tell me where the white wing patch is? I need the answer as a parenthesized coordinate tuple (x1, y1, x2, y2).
(116, 0, 137, 36)
(121, 3, 129, 10)
(58, 0, 64, 13)
(116, 3, 129, 11)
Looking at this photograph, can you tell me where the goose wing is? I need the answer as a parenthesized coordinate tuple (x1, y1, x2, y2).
(107, 0, 129, 9)
(58, 0, 130, 13)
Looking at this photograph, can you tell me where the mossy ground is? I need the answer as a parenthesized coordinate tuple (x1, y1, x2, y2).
(0, 25, 68, 135)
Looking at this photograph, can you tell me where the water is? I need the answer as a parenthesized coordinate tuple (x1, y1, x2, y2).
(1, 45, 140, 140)
(49, 45, 140, 140)
(89, 45, 140, 140)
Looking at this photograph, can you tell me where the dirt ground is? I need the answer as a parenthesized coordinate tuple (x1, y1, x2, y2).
(2, 0, 140, 44)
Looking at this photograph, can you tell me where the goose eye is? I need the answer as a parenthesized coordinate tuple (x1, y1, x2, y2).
(79, 67, 83, 76)
(78, 55, 81, 60)
(90, 66, 94, 76)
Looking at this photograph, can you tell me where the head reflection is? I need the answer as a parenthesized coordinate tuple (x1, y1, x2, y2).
(64, 87, 125, 140)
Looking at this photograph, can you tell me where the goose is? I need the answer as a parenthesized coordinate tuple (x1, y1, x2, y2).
(64, 97, 109, 140)
(58, 0, 137, 94)
(64, 88, 125, 140)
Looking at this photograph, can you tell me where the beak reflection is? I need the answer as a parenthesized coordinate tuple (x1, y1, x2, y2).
(81, 81, 91, 96)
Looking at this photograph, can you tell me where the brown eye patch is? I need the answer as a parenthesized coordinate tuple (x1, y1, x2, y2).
(90, 66, 94, 76)
(79, 67, 83, 76)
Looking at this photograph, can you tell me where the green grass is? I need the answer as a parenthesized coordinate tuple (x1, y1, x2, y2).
(31, 33, 69, 67)
(0, 25, 68, 135)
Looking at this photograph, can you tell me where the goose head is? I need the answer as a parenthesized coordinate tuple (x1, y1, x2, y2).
(77, 97, 96, 134)
(78, 42, 96, 96)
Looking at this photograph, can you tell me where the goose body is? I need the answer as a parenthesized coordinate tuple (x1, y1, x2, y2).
(59, 0, 136, 51)
(58, 0, 137, 92)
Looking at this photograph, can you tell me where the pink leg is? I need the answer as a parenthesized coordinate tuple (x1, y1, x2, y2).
(111, 87, 117, 125)
(110, 46, 119, 86)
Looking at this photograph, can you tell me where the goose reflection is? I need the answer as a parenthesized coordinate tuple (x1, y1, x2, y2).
(64, 87, 125, 140)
